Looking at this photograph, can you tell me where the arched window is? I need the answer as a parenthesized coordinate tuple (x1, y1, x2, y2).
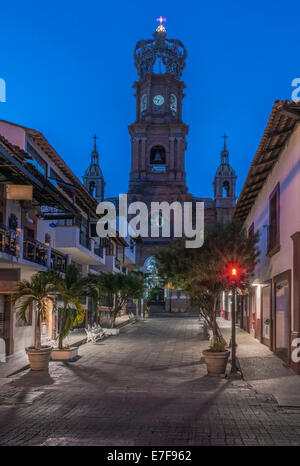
(150, 145, 166, 165)
(222, 181, 230, 197)
(89, 181, 96, 196)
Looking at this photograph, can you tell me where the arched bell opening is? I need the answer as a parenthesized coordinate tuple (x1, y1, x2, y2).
(150, 145, 166, 173)
(222, 181, 230, 198)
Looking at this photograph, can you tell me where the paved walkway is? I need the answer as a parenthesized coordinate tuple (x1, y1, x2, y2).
(219, 318, 300, 407)
(0, 316, 300, 446)
(0, 315, 132, 379)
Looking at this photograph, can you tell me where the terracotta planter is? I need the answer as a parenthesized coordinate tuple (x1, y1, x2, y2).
(51, 347, 78, 361)
(26, 346, 52, 371)
(202, 350, 230, 377)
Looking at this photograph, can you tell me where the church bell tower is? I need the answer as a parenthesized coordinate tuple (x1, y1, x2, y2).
(83, 135, 105, 203)
(128, 19, 191, 201)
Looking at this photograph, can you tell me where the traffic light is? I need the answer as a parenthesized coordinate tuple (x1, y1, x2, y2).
(223, 263, 243, 285)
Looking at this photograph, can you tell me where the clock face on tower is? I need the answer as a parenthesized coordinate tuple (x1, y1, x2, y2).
(153, 95, 164, 106)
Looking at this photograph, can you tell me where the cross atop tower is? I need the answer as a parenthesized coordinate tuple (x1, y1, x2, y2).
(221, 133, 228, 150)
(156, 16, 166, 32)
(93, 134, 98, 149)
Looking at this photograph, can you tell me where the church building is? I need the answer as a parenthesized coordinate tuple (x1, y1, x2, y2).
(127, 19, 237, 266)
(83, 19, 237, 270)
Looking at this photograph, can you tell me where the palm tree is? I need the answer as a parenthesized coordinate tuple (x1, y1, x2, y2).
(96, 272, 145, 328)
(53, 264, 98, 349)
(13, 271, 59, 350)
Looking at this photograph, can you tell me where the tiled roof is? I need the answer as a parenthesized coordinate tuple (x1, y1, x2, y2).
(0, 119, 98, 215)
(233, 100, 300, 222)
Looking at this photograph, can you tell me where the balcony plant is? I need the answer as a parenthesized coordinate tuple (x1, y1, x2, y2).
(156, 220, 260, 376)
(96, 272, 145, 330)
(13, 271, 58, 371)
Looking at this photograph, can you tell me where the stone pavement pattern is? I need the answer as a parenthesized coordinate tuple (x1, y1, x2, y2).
(0, 317, 300, 446)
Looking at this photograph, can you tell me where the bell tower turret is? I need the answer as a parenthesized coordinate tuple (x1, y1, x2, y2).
(128, 19, 189, 199)
(213, 134, 237, 223)
(83, 135, 105, 203)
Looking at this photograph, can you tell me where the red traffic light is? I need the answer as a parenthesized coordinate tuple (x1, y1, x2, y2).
(223, 263, 243, 284)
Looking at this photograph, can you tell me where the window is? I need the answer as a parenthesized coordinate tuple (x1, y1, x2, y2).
(90, 223, 97, 237)
(267, 183, 280, 256)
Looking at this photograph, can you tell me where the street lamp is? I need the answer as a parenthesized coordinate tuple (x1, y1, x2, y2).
(224, 263, 243, 374)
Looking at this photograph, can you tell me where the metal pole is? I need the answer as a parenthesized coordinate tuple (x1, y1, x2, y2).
(231, 285, 237, 373)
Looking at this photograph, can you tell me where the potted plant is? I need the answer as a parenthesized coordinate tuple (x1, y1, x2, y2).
(202, 341, 230, 377)
(51, 264, 97, 360)
(13, 271, 58, 371)
(156, 220, 260, 376)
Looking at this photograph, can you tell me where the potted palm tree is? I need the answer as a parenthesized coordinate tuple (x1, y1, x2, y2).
(13, 271, 58, 371)
(51, 264, 97, 360)
(156, 220, 260, 377)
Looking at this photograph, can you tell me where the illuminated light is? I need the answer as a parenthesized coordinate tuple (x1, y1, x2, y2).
(156, 16, 166, 33)
(156, 16, 166, 25)
(232, 268, 237, 276)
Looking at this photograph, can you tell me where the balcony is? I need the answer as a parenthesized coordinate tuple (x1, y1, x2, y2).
(51, 248, 67, 273)
(23, 238, 47, 266)
(79, 231, 91, 250)
(0, 224, 17, 256)
(54, 225, 105, 265)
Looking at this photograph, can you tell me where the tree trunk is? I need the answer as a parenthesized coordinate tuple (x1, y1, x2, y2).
(58, 307, 66, 349)
(211, 298, 219, 344)
(35, 308, 41, 350)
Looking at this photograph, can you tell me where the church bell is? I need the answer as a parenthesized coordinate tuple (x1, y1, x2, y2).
(153, 150, 163, 163)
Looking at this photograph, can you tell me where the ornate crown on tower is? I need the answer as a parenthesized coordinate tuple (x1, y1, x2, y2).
(134, 17, 187, 80)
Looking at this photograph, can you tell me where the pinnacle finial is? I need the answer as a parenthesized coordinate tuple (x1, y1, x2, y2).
(93, 134, 98, 151)
(221, 134, 229, 164)
(91, 134, 99, 165)
(156, 16, 166, 32)
(221, 133, 228, 150)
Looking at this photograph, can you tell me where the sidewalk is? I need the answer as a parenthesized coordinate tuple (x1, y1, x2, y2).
(0, 315, 133, 379)
(218, 317, 300, 406)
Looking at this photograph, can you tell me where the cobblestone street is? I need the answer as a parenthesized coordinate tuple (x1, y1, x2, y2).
(1, 316, 300, 446)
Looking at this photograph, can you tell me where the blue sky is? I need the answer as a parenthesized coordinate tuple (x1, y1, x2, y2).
(0, 0, 299, 199)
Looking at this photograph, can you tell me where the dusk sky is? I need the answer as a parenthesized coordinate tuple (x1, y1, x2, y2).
(1, 0, 299, 199)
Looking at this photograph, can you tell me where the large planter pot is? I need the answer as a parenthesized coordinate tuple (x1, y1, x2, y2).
(51, 347, 78, 361)
(202, 350, 230, 377)
(26, 346, 52, 371)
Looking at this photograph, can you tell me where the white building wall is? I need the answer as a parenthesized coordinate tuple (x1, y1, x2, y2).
(244, 123, 300, 328)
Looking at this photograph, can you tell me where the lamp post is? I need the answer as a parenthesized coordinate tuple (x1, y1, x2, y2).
(228, 266, 240, 374)
(231, 273, 237, 373)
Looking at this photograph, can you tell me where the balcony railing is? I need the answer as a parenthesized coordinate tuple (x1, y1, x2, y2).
(51, 248, 67, 273)
(94, 246, 104, 258)
(23, 238, 47, 266)
(79, 231, 91, 250)
(0, 224, 17, 256)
